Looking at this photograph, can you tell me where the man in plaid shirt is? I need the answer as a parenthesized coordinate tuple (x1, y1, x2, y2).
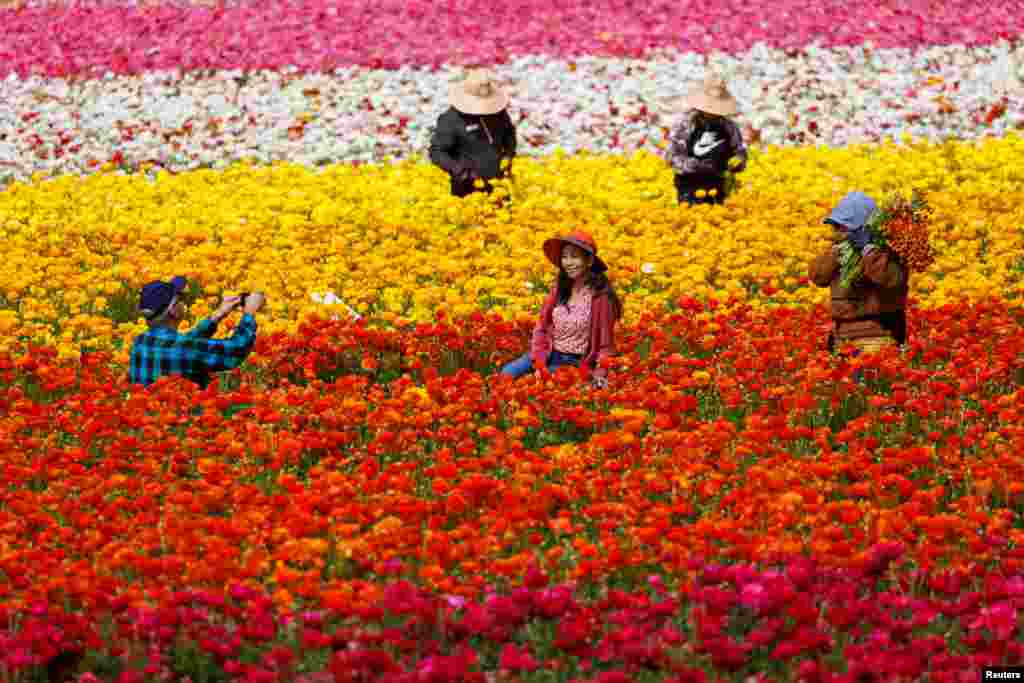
(129, 276, 263, 388)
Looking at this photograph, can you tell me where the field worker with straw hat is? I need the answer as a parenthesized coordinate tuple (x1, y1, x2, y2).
(666, 73, 748, 206)
(429, 69, 518, 198)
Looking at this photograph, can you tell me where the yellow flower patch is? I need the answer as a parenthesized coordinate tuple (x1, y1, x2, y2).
(0, 136, 1022, 357)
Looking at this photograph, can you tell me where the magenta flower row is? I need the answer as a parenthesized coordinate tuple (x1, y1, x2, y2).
(1, 0, 1022, 78)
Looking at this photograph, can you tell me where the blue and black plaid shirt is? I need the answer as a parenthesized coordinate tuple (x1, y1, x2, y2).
(129, 314, 258, 388)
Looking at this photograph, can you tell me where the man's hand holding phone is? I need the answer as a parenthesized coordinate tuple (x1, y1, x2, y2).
(239, 292, 266, 315)
(211, 292, 266, 323)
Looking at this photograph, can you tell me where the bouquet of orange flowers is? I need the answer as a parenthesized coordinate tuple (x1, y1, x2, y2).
(836, 190, 936, 290)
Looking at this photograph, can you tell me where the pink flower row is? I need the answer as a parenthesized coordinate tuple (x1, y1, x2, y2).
(1, 0, 1022, 78)
(3, 553, 1021, 682)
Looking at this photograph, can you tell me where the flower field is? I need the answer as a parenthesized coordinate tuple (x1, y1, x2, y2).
(4, 301, 1024, 680)
(3, 0, 1024, 680)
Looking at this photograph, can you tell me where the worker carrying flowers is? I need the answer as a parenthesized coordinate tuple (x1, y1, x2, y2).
(429, 69, 517, 198)
(501, 231, 622, 389)
(809, 190, 935, 354)
(666, 73, 748, 206)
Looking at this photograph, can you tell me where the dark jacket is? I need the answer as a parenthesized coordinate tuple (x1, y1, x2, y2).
(809, 245, 909, 344)
(531, 284, 617, 380)
(429, 107, 517, 197)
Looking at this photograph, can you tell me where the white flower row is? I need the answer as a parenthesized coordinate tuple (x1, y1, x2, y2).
(0, 42, 1021, 182)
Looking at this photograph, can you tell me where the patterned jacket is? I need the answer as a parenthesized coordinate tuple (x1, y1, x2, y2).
(531, 285, 617, 380)
(666, 111, 748, 176)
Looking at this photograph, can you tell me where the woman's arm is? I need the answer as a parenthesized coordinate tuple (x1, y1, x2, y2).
(808, 246, 840, 287)
(589, 296, 616, 380)
(529, 287, 558, 369)
(861, 248, 906, 288)
(501, 110, 517, 159)
(428, 111, 463, 174)
(667, 114, 695, 173)
(725, 119, 748, 172)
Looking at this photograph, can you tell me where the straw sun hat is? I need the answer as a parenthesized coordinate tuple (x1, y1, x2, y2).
(449, 69, 509, 115)
(684, 73, 739, 117)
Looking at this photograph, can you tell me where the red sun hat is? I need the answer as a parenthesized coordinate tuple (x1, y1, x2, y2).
(542, 231, 608, 274)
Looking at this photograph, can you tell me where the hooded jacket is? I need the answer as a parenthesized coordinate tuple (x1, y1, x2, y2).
(667, 111, 747, 182)
(809, 245, 909, 343)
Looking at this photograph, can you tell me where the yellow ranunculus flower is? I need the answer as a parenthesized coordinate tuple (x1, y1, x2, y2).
(0, 136, 1021, 355)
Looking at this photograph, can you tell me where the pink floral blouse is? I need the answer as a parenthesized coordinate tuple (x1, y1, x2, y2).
(551, 287, 593, 355)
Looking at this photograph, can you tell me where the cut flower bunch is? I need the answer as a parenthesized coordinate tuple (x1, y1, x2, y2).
(837, 190, 938, 289)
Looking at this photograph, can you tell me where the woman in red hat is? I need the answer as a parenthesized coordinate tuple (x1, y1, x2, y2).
(501, 231, 622, 388)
